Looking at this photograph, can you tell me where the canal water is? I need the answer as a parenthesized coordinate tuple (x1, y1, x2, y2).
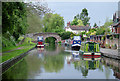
(2, 45, 120, 79)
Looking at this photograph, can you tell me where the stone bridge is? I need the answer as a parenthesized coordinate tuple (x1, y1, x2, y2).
(25, 33, 61, 42)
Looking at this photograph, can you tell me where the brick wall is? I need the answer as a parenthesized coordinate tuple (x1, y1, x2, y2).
(117, 27, 120, 33)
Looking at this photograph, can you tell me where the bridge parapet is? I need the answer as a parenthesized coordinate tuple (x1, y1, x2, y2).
(25, 32, 61, 42)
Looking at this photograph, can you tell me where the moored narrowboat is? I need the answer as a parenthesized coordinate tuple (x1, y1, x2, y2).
(72, 36, 81, 50)
(79, 41, 101, 57)
(37, 36, 45, 48)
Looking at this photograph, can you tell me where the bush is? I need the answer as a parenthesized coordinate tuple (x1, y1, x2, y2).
(22, 37, 35, 44)
(110, 36, 113, 40)
(59, 32, 72, 40)
(2, 36, 16, 47)
(58, 41, 62, 44)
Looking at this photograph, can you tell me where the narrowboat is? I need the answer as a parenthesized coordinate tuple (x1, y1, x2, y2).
(72, 36, 81, 50)
(36, 36, 44, 48)
(82, 56, 101, 61)
(79, 41, 101, 57)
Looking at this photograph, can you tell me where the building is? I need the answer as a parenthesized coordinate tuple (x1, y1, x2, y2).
(65, 22, 90, 34)
(111, 11, 120, 34)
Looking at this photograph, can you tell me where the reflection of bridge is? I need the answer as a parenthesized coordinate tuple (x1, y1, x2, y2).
(25, 33, 61, 42)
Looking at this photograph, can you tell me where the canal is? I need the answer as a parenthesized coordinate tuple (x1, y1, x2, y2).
(2, 44, 120, 79)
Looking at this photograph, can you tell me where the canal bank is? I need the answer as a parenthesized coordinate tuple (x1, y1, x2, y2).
(0, 46, 35, 74)
(100, 48, 120, 60)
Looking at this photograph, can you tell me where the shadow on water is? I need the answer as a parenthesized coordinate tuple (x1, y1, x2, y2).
(2, 45, 120, 79)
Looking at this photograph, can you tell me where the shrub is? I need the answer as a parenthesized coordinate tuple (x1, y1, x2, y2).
(110, 36, 113, 40)
(58, 41, 62, 44)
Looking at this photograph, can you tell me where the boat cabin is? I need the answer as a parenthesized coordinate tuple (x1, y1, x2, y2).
(72, 36, 81, 50)
(80, 41, 101, 57)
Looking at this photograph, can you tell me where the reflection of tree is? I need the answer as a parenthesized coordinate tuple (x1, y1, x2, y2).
(81, 67, 88, 77)
(72, 59, 88, 77)
(2, 59, 28, 79)
(72, 57, 102, 77)
(25, 53, 43, 78)
(43, 55, 64, 73)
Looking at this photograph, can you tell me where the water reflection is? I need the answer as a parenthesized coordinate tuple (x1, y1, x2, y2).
(65, 53, 102, 78)
(2, 45, 120, 79)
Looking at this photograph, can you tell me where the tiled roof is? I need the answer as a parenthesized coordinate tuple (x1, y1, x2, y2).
(70, 25, 90, 30)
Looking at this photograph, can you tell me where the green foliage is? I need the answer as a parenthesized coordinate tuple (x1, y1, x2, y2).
(45, 37, 56, 44)
(59, 31, 73, 40)
(96, 26, 105, 35)
(71, 19, 84, 26)
(26, 12, 43, 33)
(103, 18, 113, 34)
(2, 44, 35, 63)
(71, 18, 78, 25)
(93, 23, 97, 27)
(42, 13, 64, 33)
(72, 8, 90, 26)
(22, 37, 35, 44)
(96, 18, 113, 35)
(2, 2, 28, 41)
(0, 16, 1, 25)
(109, 36, 113, 40)
(86, 28, 96, 36)
(77, 19, 84, 26)
(79, 8, 90, 26)
(58, 41, 62, 44)
(2, 36, 16, 47)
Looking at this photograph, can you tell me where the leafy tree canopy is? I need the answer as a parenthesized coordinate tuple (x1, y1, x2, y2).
(72, 8, 90, 26)
(42, 13, 64, 33)
(2, 2, 28, 41)
(77, 19, 84, 26)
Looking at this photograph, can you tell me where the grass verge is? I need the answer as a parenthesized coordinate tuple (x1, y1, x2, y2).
(1, 44, 35, 63)
(1, 37, 36, 63)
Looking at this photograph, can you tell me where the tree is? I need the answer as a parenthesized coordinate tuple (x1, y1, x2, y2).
(26, 2, 53, 33)
(96, 18, 113, 35)
(70, 18, 78, 25)
(42, 13, 64, 33)
(103, 18, 113, 34)
(77, 19, 84, 26)
(26, 2, 52, 16)
(59, 31, 72, 40)
(80, 8, 90, 26)
(93, 23, 97, 27)
(2, 2, 28, 41)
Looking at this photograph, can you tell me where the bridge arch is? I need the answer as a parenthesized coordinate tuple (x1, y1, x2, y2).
(28, 33, 61, 42)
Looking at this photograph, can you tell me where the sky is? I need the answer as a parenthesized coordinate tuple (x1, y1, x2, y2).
(47, 2, 118, 27)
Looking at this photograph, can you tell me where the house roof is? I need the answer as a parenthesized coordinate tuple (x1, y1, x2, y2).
(69, 25, 90, 30)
